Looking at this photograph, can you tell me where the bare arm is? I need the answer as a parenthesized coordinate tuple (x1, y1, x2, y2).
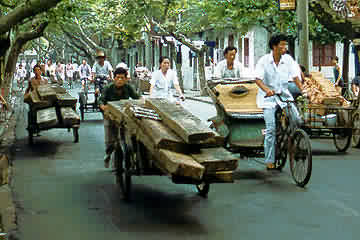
(174, 84, 185, 100)
(149, 84, 154, 97)
(255, 78, 274, 97)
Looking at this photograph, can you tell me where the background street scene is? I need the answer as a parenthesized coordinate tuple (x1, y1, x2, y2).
(6, 86, 360, 240)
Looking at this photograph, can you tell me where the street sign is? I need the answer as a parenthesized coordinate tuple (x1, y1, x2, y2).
(278, 0, 296, 11)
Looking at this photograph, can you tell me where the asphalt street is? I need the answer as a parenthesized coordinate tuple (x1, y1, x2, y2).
(10, 84, 360, 240)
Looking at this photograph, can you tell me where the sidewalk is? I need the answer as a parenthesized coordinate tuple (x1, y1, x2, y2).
(182, 89, 213, 105)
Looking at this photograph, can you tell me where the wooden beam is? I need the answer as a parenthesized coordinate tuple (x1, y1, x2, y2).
(145, 98, 215, 144)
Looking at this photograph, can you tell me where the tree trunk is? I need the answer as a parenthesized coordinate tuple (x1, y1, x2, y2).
(343, 38, 350, 88)
(198, 51, 207, 96)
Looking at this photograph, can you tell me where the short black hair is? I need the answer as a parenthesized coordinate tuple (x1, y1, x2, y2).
(269, 33, 288, 50)
(332, 56, 339, 62)
(114, 67, 127, 76)
(33, 64, 41, 72)
(224, 46, 237, 56)
(159, 56, 170, 65)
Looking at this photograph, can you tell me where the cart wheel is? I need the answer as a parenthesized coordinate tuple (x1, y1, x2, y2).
(352, 113, 360, 148)
(275, 108, 289, 170)
(196, 182, 210, 198)
(28, 128, 34, 145)
(73, 128, 79, 143)
(333, 129, 352, 152)
(80, 107, 84, 121)
(117, 132, 132, 201)
(289, 129, 312, 187)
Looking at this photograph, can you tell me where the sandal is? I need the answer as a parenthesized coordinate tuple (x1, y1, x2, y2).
(266, 163, 276, 170)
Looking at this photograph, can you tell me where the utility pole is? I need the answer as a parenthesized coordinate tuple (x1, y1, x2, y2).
(297, 0, 309, 74)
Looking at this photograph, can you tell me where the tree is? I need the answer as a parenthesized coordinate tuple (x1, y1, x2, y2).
(0, 0, 63, 88)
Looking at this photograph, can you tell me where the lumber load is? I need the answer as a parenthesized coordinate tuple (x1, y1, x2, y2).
(56, 92, 77, 107)
(304, 72, 350, 108)
(60, 107, 80, 126)
(36, 85, 57, 103)
(36, 107, 58, 129)
(155, 149, 205, 180)
(24, 90, 52, 110)
(191, 148, 238, 174)
(106, 99, 237, 182)
(145, 98, 216, 144)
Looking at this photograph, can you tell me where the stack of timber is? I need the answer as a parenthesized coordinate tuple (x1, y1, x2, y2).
(24, 84, 79, 127)
(36, 107, 58, 129)
(303, 72, 350, 112)
(106, 99, 238, 182)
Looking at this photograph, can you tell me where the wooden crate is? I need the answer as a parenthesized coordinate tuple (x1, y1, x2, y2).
(56, 93, 77, 107)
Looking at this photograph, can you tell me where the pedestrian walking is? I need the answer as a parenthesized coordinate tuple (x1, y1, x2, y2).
(16, 64, 27, 90)
(99, 67, 141, 168)
(66, 61, 75, 89)
(332, 56, 344, 96)
(149, 56, 184, 102)
(254, 33, 305, 170)
(45, 59, 56, 84)
(214, 46, 243, 79)
(55, 61, 65, 86)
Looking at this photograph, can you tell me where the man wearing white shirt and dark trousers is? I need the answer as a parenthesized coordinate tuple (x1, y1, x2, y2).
(255, 34, 304, 170)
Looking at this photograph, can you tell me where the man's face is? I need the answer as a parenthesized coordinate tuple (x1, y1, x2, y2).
(274, 41, 288, 55)
(82, 60, 86, 65)
(34, 67, 41, 77)
(114, 73, 128, 88)
(225, 49, 237, 63)
(97, 57, 105, 64)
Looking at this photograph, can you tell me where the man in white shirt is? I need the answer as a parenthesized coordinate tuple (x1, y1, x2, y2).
(91, 50, 113, 94)
(254, 34, 304, 170)
(214, 46, 243, 79)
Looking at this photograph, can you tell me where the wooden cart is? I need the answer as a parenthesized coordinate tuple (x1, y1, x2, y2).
(24, 84, 80, 145)
(106, 99, 238, 201)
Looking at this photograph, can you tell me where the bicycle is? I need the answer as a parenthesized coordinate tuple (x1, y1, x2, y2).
(273, 94, 312, 187)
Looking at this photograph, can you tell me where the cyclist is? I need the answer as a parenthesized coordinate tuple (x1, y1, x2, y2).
(91, 50, 113, 96)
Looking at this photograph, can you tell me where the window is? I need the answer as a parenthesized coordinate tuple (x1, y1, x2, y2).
(313, 42, 336, 66)
(244, 38, 249, 68)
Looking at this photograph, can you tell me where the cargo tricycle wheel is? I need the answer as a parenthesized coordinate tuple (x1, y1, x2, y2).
(73, 127, 79, 143)
(289, 129, 312, 187)
(352, 113, 360, 148)
(333, 129, 352, 152)
(196, 182, 210, 198)
(117, 131, 132, 201)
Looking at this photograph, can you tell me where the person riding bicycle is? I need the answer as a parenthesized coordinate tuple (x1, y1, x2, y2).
(255, 34, 305, 171)
(91, 50, 113, 96)
(79, 59, 91, 93)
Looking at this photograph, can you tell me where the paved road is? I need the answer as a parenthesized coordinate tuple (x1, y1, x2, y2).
(11, 86, 360, 240)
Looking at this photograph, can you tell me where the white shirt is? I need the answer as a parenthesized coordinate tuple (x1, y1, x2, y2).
(255, 52, 299, 109)
(92, 60, 113, 77)
(150, 69, 179, 98)
(66, 64, 74, 77)
(214, 59, 243, 79)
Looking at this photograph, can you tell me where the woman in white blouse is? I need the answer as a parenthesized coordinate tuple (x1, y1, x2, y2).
(149, 56, 185, 100)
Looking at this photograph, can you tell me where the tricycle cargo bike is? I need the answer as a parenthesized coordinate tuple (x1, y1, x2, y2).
(105, 99, 238, 201)
(24, 84, 80, 145)
(206, 78, 312, 187)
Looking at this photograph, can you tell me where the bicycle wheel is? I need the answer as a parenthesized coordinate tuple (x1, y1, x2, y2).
(196, 183, 210, 198)
(353, 113, 360, 148)
(289, 129, 312, 187)
(333, 129, 352, 152)
(275, 108, 289, 170)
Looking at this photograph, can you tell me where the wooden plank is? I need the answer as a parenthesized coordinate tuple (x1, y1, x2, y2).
(56, 93, 77, 107)
(191, 148, 238, 173)
(36, 85, 57, 103)
(60, 107, 80, 126)
(24, 90, 52, 110)
(123, 104, 190, 153)
(145, 98, 215, 144)
(156, 149, 205, 180)
(203, 171, 234, 183)
(36, 107, 58, 129)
